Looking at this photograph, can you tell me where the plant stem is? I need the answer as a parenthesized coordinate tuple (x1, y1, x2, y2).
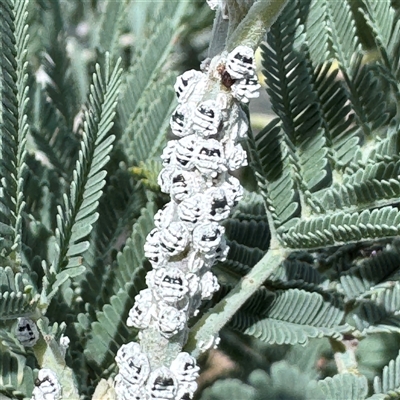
(35, 319, 80, 399)
(208, 9, 229, 58)
(226, 0, 289, 51)
(186, 246, 286, 358)
(330, 335, 360, 375)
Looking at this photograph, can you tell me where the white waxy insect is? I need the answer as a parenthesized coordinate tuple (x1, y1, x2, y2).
(31, 369, 61, 400)
(195, 139, 227, 177)
(170, 352, 199, 397)
(225, 142, 248, 171)
(114, 375, 149, 400)
(222, 103, 249, 143)
(204, 187, 231, 221)
(191, 100, 222, 138)
(177, 194, 207, 226)
(206, 0, 219, 10)
(173, 135, 197, 170)
(154, 202, 177, 230)
(200, 271, 220, 300)
(159, 222, 190, 256)
(213, 240, 230, 263)
(147, 268, 189, 304)
(161, 141, 178, 167)
(186, 273, 201, 297)
(231, 75, 261, 103)
(192, 222, 225, 255)
(158, 167, 174, 194)
(115, 342, 150, 386)
(226, 46, 256, 79)
(189, 237, 229, 269)
(144, 228, 168, 268)
(170, 104, 192, 137)
(127, 289, 155, 329)
(157, 305, 187, 338)
(146, 366, 179, 400)
(174, 70, 206, 103)
(169, 170, 198, 203)
(170, 352, 199, 381)
(16, 317, 39, 347)
(206, 0, 228, 19)
(59, 334, 70, 358)
(221, 175, 244, 206)
(200, 57, 211, 72)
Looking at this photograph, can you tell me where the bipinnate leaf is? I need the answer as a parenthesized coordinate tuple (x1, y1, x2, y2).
(50, 54, 122, 285)
(200, 378, 256, 400)
(93, 0, 126, 58)
(230, 190, 266, 221)
(353, 282, 400, 334)
(118, 0, 189, 129)
(0, 352, 34, 399)
(281, 207, 400, 249)
(0, 0, 30, 255)
(262, 0, 329, 199)
(248, 119, 300, 233)
(0, 330, 34, 399)
(361, 0, 400, 73)
(0, 266, 37, 320)
(123, 73, 175, 165)
(372, 350, 400, 399)
(230, 288, 347, 345)
(324, 0, 389, 135)
(200, 363, 323, 400)
(339, 241, 400, 300)
(85, 168, 148, 266)
(118, 0, 190, 164)
(268, 256, 325, 291)
(224, 219, 270, 251)
(319, 373, 369, 400)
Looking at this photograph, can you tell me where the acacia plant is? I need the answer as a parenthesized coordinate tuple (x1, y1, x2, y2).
(2, 0, 400, 399)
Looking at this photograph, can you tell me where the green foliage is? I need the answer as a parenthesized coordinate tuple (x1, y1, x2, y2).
(0, 328, 35, 399)
(219, 198, 269, 277)
(339, 240, 400, 300)
(200, 363, 323, 400)
(230, 288, 347, 345)
(353, 281, 400, 334)
(1, 0, 400, 399)
(205, 0, 400, 399)
(50, 55, 122, 277)
(0, 0, 29, 256)
(319, 373, 369, 400)
(0, 266, 37, 319)
(0, 0, 193, 396)
(118, 0, 189, 165)
(372, 350, 400, 399)
(249, 0, 400, 247)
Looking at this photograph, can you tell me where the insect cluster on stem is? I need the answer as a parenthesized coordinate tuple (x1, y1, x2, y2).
(114, 43, 260, 400)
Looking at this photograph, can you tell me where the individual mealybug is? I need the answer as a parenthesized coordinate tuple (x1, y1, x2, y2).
(15, 317, 39, 347)
(115, 342, 151, 386)
(31, 369, 62, 400)
(226, 45, 256, 79)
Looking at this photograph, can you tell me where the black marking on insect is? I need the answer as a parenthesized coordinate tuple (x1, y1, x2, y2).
(173, 174, 185, 184)
(234, 53, 253, 64)
(199, 106, 215, 118)
(200, 147, 221, 157)
(201, 230, 220, 241)
(210, 197, 228, 215)
(172, 111, 185, 125)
